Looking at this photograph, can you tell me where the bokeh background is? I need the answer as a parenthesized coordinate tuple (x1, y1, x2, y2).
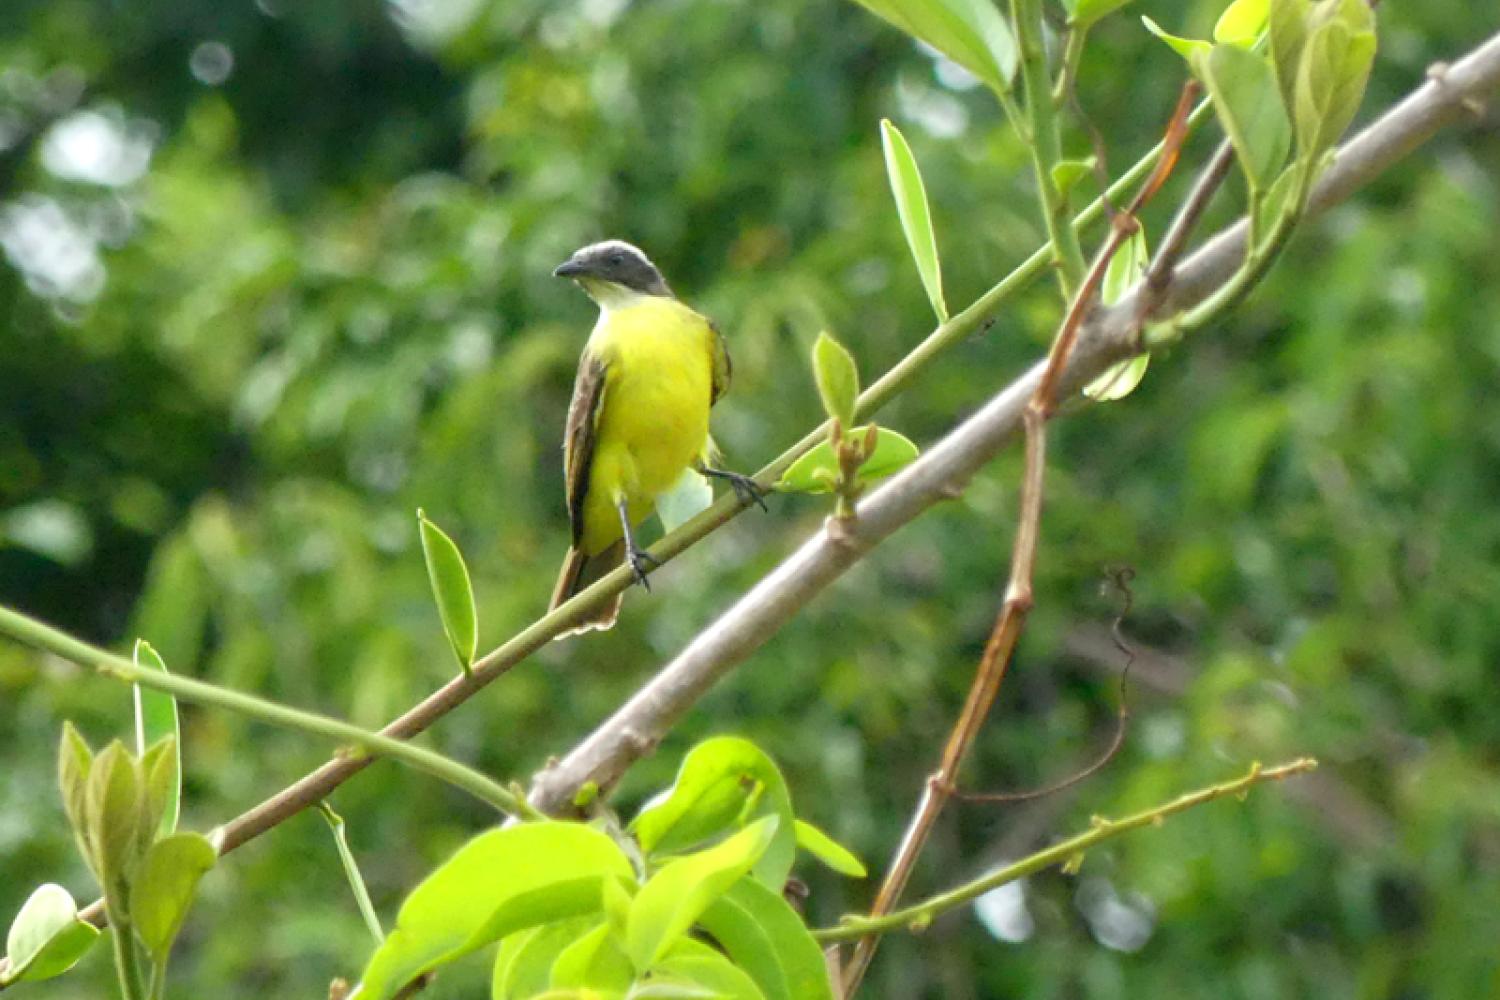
(3, 0, 1498, 996)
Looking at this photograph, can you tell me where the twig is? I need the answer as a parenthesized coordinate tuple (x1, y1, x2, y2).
(956, 565, 1136, 804)
(1141, 138, 1236, 315)
(840, 84, 1200, 996)
(813, 758, 1317, 943)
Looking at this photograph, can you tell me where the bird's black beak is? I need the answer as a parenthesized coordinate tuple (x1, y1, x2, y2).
(553, 258, 587, 278)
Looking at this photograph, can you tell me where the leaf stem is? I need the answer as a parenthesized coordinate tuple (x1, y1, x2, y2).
(814, 758, 1316, 943)
(109, 920, 146, 1000)
(1012, 0, 1089, 298)
(0, 605, 541, 822)
(318, 801, 386, 944)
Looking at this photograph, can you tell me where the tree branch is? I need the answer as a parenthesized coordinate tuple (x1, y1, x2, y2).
(813, 758, 1317, 943)
(528, 29, 1500, 814)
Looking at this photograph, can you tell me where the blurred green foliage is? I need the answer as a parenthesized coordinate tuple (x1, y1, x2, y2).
(2, 0, 1498, 997)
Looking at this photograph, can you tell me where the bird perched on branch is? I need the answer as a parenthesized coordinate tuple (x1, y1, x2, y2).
(549, 240, 766, 635)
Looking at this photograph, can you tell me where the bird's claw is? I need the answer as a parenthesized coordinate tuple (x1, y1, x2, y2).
(626, 546, 660, 590)
(724, 472, 770, 511)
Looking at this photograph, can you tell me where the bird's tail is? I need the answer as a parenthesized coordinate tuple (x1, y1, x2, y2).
(550, 540, 626, 637)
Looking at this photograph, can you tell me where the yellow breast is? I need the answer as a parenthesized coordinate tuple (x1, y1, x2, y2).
(579, 295, 714, 553)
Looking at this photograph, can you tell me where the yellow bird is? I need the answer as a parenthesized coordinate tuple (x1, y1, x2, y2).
(549, 240, 765, 634)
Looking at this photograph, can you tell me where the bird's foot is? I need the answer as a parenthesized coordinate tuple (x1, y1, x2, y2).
(703, 467, 770, 511)
(626, 545, 660, 590)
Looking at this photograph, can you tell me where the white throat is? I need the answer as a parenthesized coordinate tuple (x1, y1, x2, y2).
(581, 278, 654, 313)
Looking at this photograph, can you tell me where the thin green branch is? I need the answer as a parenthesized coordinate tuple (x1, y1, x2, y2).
(1012, 0, 1089, 298)
(1052, 25, 1088, 107)
(814, 757, 1317, 943)
(0, 605, 541, 822)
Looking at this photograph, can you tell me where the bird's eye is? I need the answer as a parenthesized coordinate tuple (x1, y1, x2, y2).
(609, 254, 624, 266)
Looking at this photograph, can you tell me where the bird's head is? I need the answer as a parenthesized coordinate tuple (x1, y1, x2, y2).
(553, 240, 672, 306)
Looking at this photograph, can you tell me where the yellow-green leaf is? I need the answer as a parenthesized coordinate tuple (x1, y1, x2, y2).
(130, 831, 217, 959)
(1213, 0, 1269, 45)
(1195, 43, 1291, 191)
(847, 0, 1017, 93)
(793, 820, 867, 878)
(1066, 0, 1134, 29)
(811, 333, 859, 429)
(132, 640, 180, 836)
(777, 427, 920, 495)
(417, 509, 479, 674)
(626, 817, 778, 970)
(1141, 16, 1209, 61)
(880, 120, 947, 323)
(3, 884, 99, 984)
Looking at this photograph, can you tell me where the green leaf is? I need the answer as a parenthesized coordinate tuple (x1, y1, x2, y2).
(1049, 156, 1097, 203)
(631, 737, 796, 892)
(492, 919, 594, 1000)
(3, 884, 99, 984)
(1213, 0, 1269, 45)
(792, 820, 866, 878)
(416, 509, 479, 674)
(656, 468, 714, 534)
(136, 737, 177, 862)
(131, 640, 180, 836)
(1066, 0, 1134, 29)
(650, 951, 765, 1000)
(1085, 227, 1150, 402)
(625, 817, 778, 970)
(1268, 0, 1313, 109)
(776, 427, 920, 495)
(811, 333, 859, 429)
(880, 120, 947, 323)
(626, 983, 720, 999)
(1140, 16, 1209, 61)
(359, 822, 633, 1000)
(1292, 11, 1376, 159)
(1083, 354, 1150, 402)
(129, 831, 217, 959)
(83, 741, 142, 892)
(1195, 43, 1291, 191)
(847, 0, 1017, 93)
(549, 923, 634, 990)
(57, 723, 94, 866)
(601, 875, 633, 939)
(699, 878, 835, 1000)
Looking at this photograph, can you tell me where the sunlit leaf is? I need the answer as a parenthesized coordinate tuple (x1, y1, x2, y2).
(699, 878, 836, 1000)
(848, 0, 1017, 93)
(1085, 228, 1151, 402)
(1213, 0, 1269, 45)
(83, 741, 142, 890)
(359, 822, 633, 1000)
(130, 831, 217, 959)
(649, 950, 766, 1000)
(2, 884, 99, 984)
(131, 640, 180, 836)
(792, 820, 867, 878)
(880, 120, 947, 322)
(548, 923, 633, 991)
(625, 817, 778, 970)
(1140, 16, 1209, 61)
(777, 427, 919, 495)
(492, 919, 594, 1000)
(811, 333, 859, 429)
(416, 509, 478, 674)
(631, 737, 796, 892)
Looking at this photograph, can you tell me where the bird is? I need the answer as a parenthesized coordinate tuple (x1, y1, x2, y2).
(549, 240, 766, 635)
